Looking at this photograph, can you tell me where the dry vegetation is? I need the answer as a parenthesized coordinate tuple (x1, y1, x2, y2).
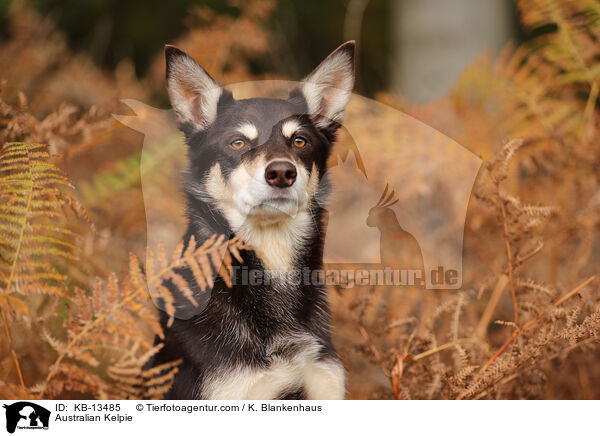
(1, 0, 600, 399)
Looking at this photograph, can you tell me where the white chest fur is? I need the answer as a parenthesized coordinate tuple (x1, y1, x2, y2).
(200, 334, 345, 400)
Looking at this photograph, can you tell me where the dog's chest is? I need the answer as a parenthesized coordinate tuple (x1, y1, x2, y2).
(199, 333, 345, 400)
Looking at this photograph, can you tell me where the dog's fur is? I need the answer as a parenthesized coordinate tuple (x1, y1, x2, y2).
(150, 42, 355, 399)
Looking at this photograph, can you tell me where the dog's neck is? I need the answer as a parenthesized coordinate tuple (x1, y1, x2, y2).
(234, 210, 314, 271)
(186, 195, 324, 273)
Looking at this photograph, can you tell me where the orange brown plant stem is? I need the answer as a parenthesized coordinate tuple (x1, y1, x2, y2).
(0, 305, 25, 388)
(500, 200, 519, 326)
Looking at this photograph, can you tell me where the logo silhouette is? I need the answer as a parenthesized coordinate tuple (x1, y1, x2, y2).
(117, 80, 484, 291)
(3, 402, 50, 433)
(366, 184, 424, 275)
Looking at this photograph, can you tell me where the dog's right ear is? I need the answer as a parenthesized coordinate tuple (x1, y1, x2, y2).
(165, 45, 224, 131)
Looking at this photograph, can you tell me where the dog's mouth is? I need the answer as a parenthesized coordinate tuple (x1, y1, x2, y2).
(249, 190, 304, 217)
(265, 190, 298, 204)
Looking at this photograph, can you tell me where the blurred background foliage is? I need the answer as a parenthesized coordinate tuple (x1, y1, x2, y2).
(1, 0, 393, 96)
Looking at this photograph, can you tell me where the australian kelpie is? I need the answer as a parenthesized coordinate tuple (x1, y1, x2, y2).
(150, 41, 355, 399)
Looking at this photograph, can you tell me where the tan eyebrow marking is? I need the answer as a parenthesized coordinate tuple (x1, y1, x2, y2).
(237, 123, 258, 140)
(281, 120, 300, 138)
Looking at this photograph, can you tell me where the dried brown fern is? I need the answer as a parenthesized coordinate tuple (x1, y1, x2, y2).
(0, 142, 81, 297)
(0, 83, 112, 155)
(2, 0, 600, 401)
(475, 138, 557, 327)
(0, 142, 249, 399)
(344, 133, 599, 399)
(35, 234, 247, 399)
(0, 142, 83, 388)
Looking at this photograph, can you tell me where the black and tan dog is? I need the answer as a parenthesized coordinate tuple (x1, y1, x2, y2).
(151, 41, 355, 399)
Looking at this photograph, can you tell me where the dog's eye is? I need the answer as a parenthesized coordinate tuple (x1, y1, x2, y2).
(230, 139, 246, 149)
(293, 137, 307, 148)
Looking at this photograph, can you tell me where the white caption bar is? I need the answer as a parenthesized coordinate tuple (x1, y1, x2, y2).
(0, 400, 595, 436)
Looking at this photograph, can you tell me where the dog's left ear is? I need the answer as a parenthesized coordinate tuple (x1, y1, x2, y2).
(296, 41, 355, 128)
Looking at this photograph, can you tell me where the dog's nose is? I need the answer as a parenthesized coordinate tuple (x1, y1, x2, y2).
(265, 160, 297, 188)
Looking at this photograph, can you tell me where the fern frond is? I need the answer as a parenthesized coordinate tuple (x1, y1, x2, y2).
(517, 278, 555, 296)
(0, 142, 82, 299)
(143, 234, 248, 326)
(106, 342, 182, 399)
(38, 233, 248, 398)
(0, 142, 87, 390)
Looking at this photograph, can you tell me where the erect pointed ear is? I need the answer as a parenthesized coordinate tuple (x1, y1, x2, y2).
(298, 41, 355, 128)
(165, 45, 225, 131)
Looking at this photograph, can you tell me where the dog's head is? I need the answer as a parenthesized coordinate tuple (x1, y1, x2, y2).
(165, 42, 354, 234)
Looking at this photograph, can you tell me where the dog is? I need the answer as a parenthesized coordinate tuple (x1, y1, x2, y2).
(150, 41, 355, 400)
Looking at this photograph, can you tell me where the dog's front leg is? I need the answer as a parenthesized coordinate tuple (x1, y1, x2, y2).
(304, 359, 345, 400)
